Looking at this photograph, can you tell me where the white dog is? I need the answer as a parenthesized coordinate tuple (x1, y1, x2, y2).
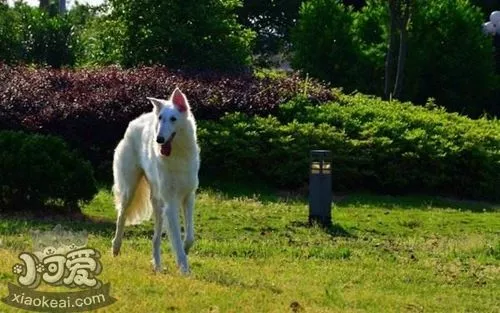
(111, 88, 200, 274)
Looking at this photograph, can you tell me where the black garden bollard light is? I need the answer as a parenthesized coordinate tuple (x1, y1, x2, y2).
(309, 150, 333, 227)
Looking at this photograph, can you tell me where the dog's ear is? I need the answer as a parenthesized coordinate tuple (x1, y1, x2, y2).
(170, 88, 188, 113)
(147, 97, 163, 114)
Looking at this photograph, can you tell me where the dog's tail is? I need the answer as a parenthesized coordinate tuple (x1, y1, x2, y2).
(114, 175, 152, 225)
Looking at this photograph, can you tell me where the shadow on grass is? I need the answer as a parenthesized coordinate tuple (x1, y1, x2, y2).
(2, 179, 497, 236)
(199, 177, 287, 203)
(201, 174, 498, 212)
(0, 211, 117, 237)
(323, 223, 354, 238)
(334, 193, 499, 213)
(0, 213, 161, 242)
(200, 177, 499, 213)
(288, 220, 355, 239)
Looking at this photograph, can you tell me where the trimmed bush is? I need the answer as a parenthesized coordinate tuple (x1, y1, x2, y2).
(1, 65, 497, 200)
(0, 131, 97, 212)
(0, 65, 335, 179)
(200, 95, 500, 200)
(198, 113, 348, 187)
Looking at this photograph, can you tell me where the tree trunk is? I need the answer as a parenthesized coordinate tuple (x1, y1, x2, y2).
(384, 1, 398, 100)
(393, 26, 407, 98)
(393, 1, 411, 99)
(39, 0, 49, 10)
(59, 0, 66, 13)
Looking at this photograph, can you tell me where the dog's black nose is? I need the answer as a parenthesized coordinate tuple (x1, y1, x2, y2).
(156, 136, 165, 144)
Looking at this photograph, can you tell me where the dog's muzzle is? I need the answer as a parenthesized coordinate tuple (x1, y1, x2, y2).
(156, 136, 165, 144)
(159, 132, 176, 156)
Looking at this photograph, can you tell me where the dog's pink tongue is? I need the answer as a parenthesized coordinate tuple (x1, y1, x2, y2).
(160, 132, 176, 157)
(161, 141, 172, 156)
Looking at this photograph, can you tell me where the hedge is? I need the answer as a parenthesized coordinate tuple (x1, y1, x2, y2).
(199, 95, 500, 200)
(0, 130, 97, 212)
(0, 65, 334, 178)
(1, 65, 498, 200)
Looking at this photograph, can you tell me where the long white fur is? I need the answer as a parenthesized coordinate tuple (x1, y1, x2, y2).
(111, 88, 200, 274)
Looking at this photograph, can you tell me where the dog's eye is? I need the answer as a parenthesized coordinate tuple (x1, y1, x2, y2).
(170, 116, 177, 122)
(159, 115, 162, 120)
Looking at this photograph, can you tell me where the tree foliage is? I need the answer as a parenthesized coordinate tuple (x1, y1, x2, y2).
(237, 0, 301, 56)
(403, 0, 495, 115)
(291, 0, 361, 90)
(292, 0, 497, 117)
(109, 0, 255, 70)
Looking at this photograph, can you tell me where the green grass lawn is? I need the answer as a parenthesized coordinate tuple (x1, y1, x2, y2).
(0, 185, 499, 313)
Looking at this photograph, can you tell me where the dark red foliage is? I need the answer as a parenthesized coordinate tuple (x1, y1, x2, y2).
(0, 65, 335, 179)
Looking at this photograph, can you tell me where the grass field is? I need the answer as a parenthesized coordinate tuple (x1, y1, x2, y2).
(0, 184, 499, 313)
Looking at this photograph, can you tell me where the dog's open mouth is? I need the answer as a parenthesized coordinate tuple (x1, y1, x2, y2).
(160, 132, 176, 156)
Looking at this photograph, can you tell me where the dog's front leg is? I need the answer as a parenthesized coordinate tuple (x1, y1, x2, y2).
(151, 197, 163, 272)
(163, 199, 189, 274)
(183, 192, 196, 254)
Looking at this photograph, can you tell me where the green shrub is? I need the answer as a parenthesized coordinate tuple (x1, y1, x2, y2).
(199, 95, 500, 200)
(0, 131, 97, 212)
(199, 112, 348, 187)
(285, 94, 500, 198)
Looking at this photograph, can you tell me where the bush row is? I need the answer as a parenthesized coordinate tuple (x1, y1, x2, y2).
(199, 95, 500, 200)
(0, 130, 97, 213)
(1, 65, 498, 200)
(0, 65, 335, 177)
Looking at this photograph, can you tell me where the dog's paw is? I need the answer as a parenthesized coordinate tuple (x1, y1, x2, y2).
(111, 241, 121, 257)
(152, 265, 163, 273)
(178, 264, 190, 275)
(151, 259, 163, 273)
(183, 239, 194, 255)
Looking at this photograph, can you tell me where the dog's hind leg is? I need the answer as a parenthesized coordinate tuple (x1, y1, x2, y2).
(111, 143, 142, 256)
(112, 190, 135, 257)
(112, 174, 140, 256)
(183, 192, 195, 255)
(151, 196, 163, 272)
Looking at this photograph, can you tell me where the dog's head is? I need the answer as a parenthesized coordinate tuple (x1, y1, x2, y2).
(147, 88, 191, 157)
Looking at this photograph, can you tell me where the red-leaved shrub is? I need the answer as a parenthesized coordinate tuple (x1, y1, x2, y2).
(0, 65, 335, 179)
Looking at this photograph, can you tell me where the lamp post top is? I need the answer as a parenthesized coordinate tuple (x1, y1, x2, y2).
(310, 150, 331, 158)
